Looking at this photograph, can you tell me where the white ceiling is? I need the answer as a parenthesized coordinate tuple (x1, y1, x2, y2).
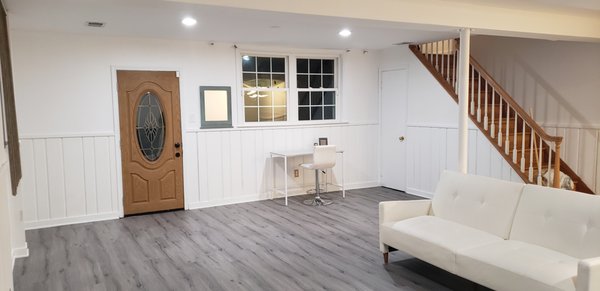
(4, 0, 458, 50)
(440, 0, 600, 14)
(4, 0, 599, 50)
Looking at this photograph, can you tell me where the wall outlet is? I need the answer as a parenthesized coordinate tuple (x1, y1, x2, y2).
(294, 169, 300, 177)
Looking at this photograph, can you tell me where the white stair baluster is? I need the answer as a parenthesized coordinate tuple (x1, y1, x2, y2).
(529, 129, 534, 181)
(441, 41, 446, 81)
(470, 66, 475, 115)
(513, 112, 518, 163)
(477, 71, 482, 123)
(497, 96, 503, 146)
(547, 144, 552, 187)
(520, 120, 526, 172)
(505, 103, 510, 154)
(537, 136, 543, 185)
(488, 82, 493, 135)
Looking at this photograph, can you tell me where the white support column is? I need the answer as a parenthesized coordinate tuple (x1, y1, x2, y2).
(458, 28, 471, 173)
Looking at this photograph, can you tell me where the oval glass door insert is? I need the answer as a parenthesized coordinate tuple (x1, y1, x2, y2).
(136, 92, 165, 161)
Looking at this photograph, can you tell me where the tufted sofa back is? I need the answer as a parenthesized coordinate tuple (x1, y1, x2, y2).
(510, 185, 600, 259)
(432, 171, 525, 239)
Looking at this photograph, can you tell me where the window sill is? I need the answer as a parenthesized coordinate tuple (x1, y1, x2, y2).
(235, 120, 349, 129)
(187, 121, 356, 133)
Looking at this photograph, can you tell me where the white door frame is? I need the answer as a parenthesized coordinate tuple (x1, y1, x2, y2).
(378, 66, 409, 190)
(110, 66, 186, 217)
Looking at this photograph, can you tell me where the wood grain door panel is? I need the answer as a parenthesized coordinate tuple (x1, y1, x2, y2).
(117, 70, 184, 215)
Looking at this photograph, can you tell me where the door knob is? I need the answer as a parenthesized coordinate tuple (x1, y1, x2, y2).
(175, 142, 181, 148)
(175, 152, 181, 158)
(399, 136, 405, 142)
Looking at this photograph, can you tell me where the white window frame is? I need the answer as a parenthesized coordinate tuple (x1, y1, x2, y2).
(295, 56, 338, 122)
(236, 49, 342, 127)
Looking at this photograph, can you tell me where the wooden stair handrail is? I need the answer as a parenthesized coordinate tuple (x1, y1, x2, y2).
(409, 40, 594, 193)
(469, 57, 563, 144)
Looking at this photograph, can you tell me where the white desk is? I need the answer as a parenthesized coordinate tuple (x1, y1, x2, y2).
(270, 150, 345, 206)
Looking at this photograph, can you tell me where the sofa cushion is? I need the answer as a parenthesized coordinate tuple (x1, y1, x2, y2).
(380, 215, 502, 273)
(432, 171, 525, 239)
(457, 240, 578, 291)
(511, 184, 600, 259)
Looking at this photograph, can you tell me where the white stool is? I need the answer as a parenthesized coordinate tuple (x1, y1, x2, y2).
(301, 145, 336, 206)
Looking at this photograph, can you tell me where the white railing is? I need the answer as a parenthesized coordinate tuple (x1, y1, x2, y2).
(416, 39, 563, 189)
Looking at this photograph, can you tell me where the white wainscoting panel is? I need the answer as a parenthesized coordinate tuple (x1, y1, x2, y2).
(19, 135, 119, 229)
(405, 124, 522, 198)
(184, 123, 380, 209)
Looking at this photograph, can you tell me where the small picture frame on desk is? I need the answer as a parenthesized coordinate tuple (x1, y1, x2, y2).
(319, 137, 328, 146)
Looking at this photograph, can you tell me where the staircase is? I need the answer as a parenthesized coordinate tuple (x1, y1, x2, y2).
(409, 39, 594, 194)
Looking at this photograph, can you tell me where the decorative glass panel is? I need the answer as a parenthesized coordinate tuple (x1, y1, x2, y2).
(136, 92, 165, 161)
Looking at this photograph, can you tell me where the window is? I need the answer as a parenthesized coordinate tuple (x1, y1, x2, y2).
(240, 53, 338, 124)
(242, 55, 287, 122)
(297, 58, 336, 121)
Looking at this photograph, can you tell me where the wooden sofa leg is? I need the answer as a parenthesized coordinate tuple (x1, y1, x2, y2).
(383, 252, 389, 264)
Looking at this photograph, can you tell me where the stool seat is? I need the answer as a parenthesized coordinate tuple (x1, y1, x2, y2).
(303, 145, 336, 206)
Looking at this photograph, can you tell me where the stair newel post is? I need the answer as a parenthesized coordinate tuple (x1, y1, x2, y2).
(553, 140, 562, 188)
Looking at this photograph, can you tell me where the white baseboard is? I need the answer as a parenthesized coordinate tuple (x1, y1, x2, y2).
(24, 181, 382, 228)
(187, 195, 264, 209)
(187, 180, 381, 210)
(12, 243, 29, 269)
(406, 187, 434, 199)
(24, 212, 120, 230)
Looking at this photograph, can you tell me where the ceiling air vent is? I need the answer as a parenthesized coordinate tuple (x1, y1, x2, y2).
(86, 21, 105, 28)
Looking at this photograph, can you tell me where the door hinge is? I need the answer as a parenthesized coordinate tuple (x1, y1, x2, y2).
(176, 71, 180, 78)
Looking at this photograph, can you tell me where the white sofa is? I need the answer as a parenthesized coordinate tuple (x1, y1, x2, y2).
(379, 171, 600, 291)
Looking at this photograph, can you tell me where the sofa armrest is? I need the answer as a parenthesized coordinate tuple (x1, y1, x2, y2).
(577, 257, 600, 291)
(379, 200, 432, 225)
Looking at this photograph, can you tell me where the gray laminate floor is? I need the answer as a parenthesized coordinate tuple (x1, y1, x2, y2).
(14, 187, 488, 291)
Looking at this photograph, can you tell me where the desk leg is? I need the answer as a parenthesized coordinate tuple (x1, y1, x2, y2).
(284, 156, 288, 206)
(271, 153, 275, 201)
(342, 152, 345, 198)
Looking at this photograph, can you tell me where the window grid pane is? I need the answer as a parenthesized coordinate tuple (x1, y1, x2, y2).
(296, 58, 336, 121)
(243, 54, 288, 123)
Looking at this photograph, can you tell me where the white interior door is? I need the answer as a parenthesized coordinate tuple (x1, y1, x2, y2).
(381, 69, 408, 191)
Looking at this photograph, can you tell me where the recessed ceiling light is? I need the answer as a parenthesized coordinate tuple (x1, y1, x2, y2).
(182, 17, 197, 27)
(338, 29, 351, 37)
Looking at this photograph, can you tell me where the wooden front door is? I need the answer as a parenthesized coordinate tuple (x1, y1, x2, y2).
(117, 70, 184, 215)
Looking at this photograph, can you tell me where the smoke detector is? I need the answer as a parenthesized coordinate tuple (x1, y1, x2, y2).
(86, 21, 105, 28)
